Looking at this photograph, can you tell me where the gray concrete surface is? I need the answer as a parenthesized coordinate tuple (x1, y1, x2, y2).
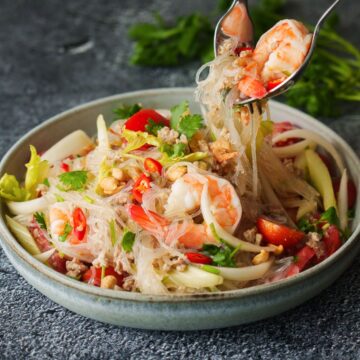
(0, 0, 359, 359)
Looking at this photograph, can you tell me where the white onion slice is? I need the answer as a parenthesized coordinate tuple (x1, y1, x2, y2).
(169, 265, 223, 289)
(97, 114, 110, 149)
(155, 109, 171, 119)
(272, 129, 344, 172)
(217, 259, 273, 281)
(41, 130, 93, 163)
(34, 248, 56, 263)
(338, 169, 348, 231)
(272, 139, 316, 158)
(7, 196, 49, 215)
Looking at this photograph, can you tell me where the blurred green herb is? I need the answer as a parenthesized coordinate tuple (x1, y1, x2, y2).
(128, 0, 360, 116)
(113, 103, 142, 120)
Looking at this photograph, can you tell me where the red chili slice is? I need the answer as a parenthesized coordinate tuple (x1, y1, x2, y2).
(60, 162, 70, 172)
(82, 266, 124, 287)
(144, 158, 163, 175)
(267, 79, 283, 91)
(132, 173, 151, 203)
(72, 207, 87, 242)
(186, 252, 213, 265)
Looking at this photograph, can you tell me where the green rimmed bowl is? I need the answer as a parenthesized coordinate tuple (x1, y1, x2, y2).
(0, 88, 359, 330)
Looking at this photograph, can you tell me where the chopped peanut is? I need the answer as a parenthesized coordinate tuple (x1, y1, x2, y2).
(100, 176, 118, 195)
(196, 161, 208, 170)
(111, 168, 124, 181)
(166, 166, 187, 182)
(252, 250, 270, 265)
(270, 244, 284, 255)
(100, 275, 117, 289)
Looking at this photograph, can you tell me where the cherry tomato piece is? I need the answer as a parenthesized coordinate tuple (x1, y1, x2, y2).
(124, 109, 169, 132)
(257, 217, 305, 248)
(82, 266, 124, 287)
(60, 162, 70, 172)
(323, 225, 341, 257)
(286, 245, 316, 277)
(144, 158, 163, 175)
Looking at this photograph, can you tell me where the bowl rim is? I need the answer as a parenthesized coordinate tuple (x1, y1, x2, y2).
(0, 87, 359, 303)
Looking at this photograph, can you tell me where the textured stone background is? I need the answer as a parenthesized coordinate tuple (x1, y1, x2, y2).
(0, 1, 359, 359)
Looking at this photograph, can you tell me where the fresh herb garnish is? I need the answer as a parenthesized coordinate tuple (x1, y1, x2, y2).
(170, 101, 203, 138)
(202, 244, 236, 267)
(320, 206, 340, 227)
(59, 223, 72, 242)
(129, 13, 213, 66)
(34, 212, 47, 231)
(160, 143, 186, 158)
(297, 217, 317, 233)
(145, 118, 166, 135)
(113, 103, 142, 120)
(59, 170, 88, 191)
(121, 230, 136, 252)
(43, 178, 50, 187)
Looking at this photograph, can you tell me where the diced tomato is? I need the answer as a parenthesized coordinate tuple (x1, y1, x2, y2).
(49, 252, 67, 274)
(144, 158, 163, 175)
(60, 162, 70, 172)
(332, 178, 357, 209)
(186, 252, 213, 265)
(132, 173, 151, 203)
(72, 208, 87, 242)
(127, 204, 169, 234)
(124, 109, 169, 132)
(257, 217, 305, 248)
(82, 266, 124, 287)
(323, 225, 341, 257)
(286, 245, 316, 277)
(267, 79, 283, 91)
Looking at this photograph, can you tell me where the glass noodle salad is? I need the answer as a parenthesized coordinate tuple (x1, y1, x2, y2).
(1, 18, 357, 294)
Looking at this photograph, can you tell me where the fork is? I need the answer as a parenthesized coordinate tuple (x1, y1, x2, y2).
(214, 0, 341, 110)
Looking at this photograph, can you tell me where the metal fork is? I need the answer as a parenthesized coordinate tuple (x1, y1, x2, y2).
(214, 0, 341, 110)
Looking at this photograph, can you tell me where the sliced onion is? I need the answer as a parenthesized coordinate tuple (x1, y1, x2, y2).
(272, 139, 316, 158)
(155, 109, 171, 119)
(7, 196, 49, 215)
(34, 248, 56, 263)
(338, 169, 348, 231)
(200, 183, 275, 253)
(272, 129, 344, 172)
(41, 130, 93, 163)
(217, 259, 273, 281)
(5, 215, 41, 255)
(97, 114, 110, 149)
(169, 265, 223, 289)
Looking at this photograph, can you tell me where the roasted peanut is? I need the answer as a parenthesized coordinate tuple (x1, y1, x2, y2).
(100, 275, 117, 289)
(252, 250, 270, 265)
(166, 166, 187, 182)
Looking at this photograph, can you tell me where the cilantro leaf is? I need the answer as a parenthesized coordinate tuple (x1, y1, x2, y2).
(160, 143, 186, 158)
(202, 244, 236, 268)
(34, 212, 47, 231)
(178, 114, 204, 138)
(59, 171, 88, 191)
(113, 103, 142, 120)
(145, 118, 166, 135)
(121, 230, 136, 253)
(170, 101, 203, 138)
(59, 223, 72, 242)
(297, 217, 317, 233)
(320, 207, 340, 227)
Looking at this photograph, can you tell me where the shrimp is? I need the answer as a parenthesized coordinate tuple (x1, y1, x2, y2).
(236, 19, 311, 98)
(165, 174, 242, 234)
(253, 19, 312, 84)
(49, 204, 72, 239)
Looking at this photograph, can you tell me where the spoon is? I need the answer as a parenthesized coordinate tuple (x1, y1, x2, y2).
(214, 0, 341, 108)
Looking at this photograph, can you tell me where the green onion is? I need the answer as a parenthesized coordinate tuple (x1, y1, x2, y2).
(201, 264, 221, 275)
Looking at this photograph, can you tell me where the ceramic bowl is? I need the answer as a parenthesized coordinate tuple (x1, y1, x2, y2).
(0, 88, 359, 331)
